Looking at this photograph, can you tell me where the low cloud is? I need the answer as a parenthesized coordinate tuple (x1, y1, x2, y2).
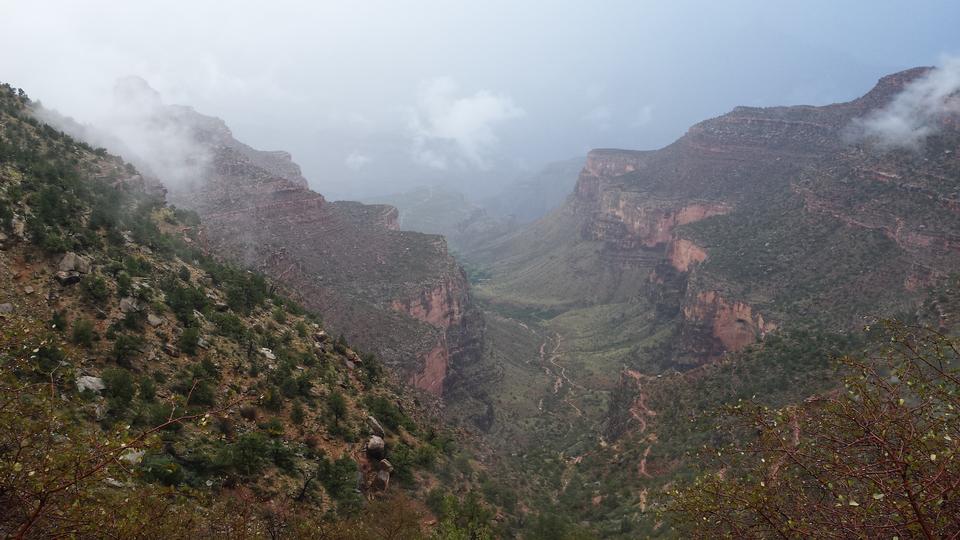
(849, 56, 960, 150)
(38, 76, 212, 190)
(345, 150, 372, 170)
(408, 77, 524, 170)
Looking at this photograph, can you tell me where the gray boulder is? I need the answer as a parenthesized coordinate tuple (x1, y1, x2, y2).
(0, 303, 12, 314)
(366, 435, 385, 459)
(59, 252, 92, 274)
(119, 297, 141, 313)
(367, 415, 385, 437)
(76, 375, 106, 393)
(373, 470, 390, 490)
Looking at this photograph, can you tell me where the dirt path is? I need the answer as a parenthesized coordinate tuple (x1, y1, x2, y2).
(536, 332, 585, 417)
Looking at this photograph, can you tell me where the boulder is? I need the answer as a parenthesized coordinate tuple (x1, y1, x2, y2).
(76, 375, 106, 393)
(59, 252, 92, 273)
(366, 415, 385, 437)
(0, 303, 12, 314)
(373, 469, 390, 491)
(260, 347, 276, 360)
(23, 286, 34, 294)
(54, 271, 81, 285)
(378, 459, 394, 472)
(147, 314, 164, 327)
(58, 252, 79, 272)
(366, 435, 385, 459)
(162, 343, 180, 357)
(119, 297, 141, 313)
(313, 330, 330, 343)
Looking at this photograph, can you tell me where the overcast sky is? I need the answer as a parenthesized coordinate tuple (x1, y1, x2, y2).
(2, 1, 959, 199)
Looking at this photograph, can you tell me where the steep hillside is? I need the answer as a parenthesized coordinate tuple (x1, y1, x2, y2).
(0, 84, 502, 538)
(46, 78, 484, 399)
(450, 66, 960, 534)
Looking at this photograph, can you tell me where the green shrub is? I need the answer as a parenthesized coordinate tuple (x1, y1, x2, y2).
(215, 432, 271, 476)
(140, 454, 184, 486)
(139, 376, 156, 402)
(81, 275, 110, 303)
(291, 402, 305, 425)
(51, 310, 67, 331)
(70, 319, 95, 347)
(179, 327, 200, 356)
(327, 391, 347, 421)
(102, 367, 135, 409)
(111, 334, 142, 367)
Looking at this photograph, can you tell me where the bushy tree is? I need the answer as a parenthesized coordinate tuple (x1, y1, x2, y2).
(667, 322, 960, 538)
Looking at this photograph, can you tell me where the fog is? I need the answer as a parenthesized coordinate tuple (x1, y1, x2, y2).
(3, 1, 959, 200)
(850, 57, 960, 150)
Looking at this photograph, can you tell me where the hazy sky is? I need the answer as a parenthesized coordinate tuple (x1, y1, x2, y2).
(3, 1, 959, 199)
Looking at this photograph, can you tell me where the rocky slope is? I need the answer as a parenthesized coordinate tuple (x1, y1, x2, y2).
(0, 83, 503, 537)
(47, 78, 484, 398)
(472, 66, 959, 368)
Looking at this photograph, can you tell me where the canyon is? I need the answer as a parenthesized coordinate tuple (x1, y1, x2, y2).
(48, 79, 486, 398)
(438, 65, 960, 533)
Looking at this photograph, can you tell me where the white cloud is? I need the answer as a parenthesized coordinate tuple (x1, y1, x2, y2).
(408, 77, 524, 169)
(850, 56, 960, 150)
(345, 150, 372, 170)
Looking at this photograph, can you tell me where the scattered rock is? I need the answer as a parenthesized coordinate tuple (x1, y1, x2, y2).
(0, 303, 12, 314)
(373, 469, 390, 490)
(366, 435, 385, 460)
(198, 337, 210, 349)
(76, 375, 106, 393)
(103, 477, 126, 488)
(120, 449, 145, 465)
(12, 218, 25, 239)
(54, 271, 81, 285)
(162, 343, 180, 357)
(260, 347, 276, 360)
(313, 331, 330, 343)
(119, 297, 141, 313)
(147, 314, 164, 327)
(367, 415, 385, 437)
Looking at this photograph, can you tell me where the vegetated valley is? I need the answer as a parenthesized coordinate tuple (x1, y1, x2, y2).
(2, 65, 960, 539)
